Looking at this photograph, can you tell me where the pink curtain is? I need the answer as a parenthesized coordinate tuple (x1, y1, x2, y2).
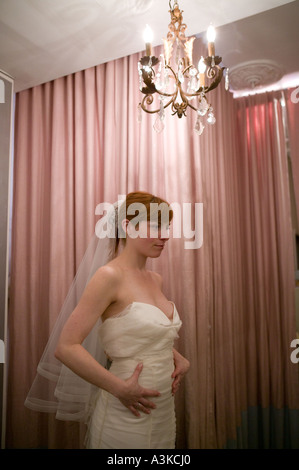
(7, 41, 299, 449)
(233, 91, 299, 447)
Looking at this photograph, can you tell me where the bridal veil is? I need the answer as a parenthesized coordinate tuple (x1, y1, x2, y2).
(25, 199, 124, 423)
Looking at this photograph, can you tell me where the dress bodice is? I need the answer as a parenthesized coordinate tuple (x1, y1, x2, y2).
(98, 302, 182, 361)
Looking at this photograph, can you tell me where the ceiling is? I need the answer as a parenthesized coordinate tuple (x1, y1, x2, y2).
(0, 0, 299, 94)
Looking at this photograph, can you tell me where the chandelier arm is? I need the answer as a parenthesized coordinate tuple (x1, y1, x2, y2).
(182, 64, 193, 75)
(181, 66, 225, 98)
(141, 86, 177, 99)
(156, 90, 176, 99)
(185, 101, 198, 112)
(183, 87, 207, 97)
(140, 94, 176, 114)
(205, 67, 225, 92)
(140, 63, 178, 98)
(179, 82, 203, 104)
(141, 80, 177, 99)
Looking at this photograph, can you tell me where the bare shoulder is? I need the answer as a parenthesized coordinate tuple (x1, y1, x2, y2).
(84, 263, 122, 300)
(91, 264, 121, 287)
(148, 270, 163, 289)
(93, 263, 122, 281)
(56, 262, 123, 347)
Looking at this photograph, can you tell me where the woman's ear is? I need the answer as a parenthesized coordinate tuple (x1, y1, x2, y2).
(121, 218, 130, 237)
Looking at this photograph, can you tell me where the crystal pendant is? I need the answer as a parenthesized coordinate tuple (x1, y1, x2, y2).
(207, 108, 216, 125)
(188, 67, 198, 93)
(157, 58, 163, 74)
(159, 98, 165, 119)
(190, 77, 198, 93)
(197, 94, 209, 116)
(153, 100, 165, 133)
(143, 65, 152, 74)
(139, 75, 143, 91)
(155, 58, 163, 90)
(155, 75, 162, 90)
(178, 61, 184, 83)
(164, 68, 170, 88)
(194, 116, 205, 135)
(138, 62, 143, 91)
(143, 56, 152, 75)
(153, 115, 165, 133)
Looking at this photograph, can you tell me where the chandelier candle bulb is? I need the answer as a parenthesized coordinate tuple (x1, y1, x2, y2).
(143, 24, 153, 56)
(207, 25, 216, 57)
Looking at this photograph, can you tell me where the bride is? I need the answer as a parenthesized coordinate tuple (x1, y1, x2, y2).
(40, 191, 190, 448)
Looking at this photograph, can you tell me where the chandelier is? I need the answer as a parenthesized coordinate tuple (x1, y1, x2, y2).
(137, 0, 229, 134)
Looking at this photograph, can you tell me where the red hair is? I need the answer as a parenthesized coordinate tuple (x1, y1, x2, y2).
(115, 191, 173, 252)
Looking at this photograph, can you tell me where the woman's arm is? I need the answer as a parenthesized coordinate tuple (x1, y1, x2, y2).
(55, 265, 160, 416)
(171, 348, 190, 395)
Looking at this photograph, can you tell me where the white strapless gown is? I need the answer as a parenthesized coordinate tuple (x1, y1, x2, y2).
(86, 301, 182, 449)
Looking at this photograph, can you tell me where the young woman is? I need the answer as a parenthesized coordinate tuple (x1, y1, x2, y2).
(28, 191, 190, 448)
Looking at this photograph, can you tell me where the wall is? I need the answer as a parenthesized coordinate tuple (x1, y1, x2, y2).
(0, 70, 14, 449)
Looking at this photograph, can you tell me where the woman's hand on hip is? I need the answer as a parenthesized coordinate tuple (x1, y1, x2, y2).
(116, 363, 160, 417)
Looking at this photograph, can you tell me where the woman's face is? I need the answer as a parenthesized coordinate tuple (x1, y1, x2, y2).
(126, 219, 170, 258)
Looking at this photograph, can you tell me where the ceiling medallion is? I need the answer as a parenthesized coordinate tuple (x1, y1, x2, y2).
(229, 60, 283, 91)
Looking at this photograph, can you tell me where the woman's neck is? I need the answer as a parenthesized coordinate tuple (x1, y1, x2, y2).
(116, 244, 148, 271)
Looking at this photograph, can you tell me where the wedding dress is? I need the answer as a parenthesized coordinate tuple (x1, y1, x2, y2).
(85, 301, 182, 449)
